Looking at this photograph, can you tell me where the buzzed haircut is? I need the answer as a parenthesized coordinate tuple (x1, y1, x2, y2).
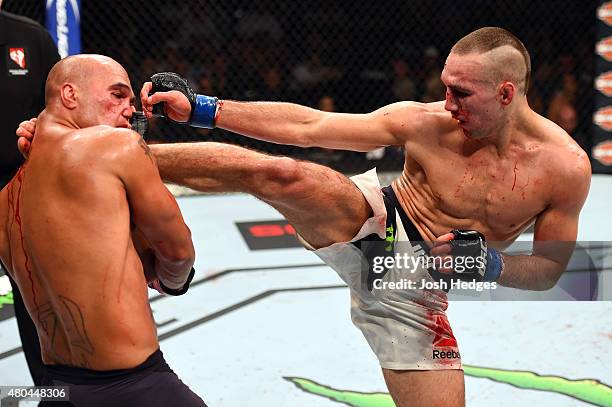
(451, 27, 531, 94)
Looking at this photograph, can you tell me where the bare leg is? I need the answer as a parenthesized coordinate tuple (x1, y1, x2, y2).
(150, 142, 371, 248)
(382, 368, 465, 407)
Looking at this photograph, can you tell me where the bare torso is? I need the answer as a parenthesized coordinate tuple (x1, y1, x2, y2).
(0, 117, 158, 370)
(391, 102, 586, 245)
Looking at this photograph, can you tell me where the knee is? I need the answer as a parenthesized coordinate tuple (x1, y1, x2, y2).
(251, 157, 307, 202)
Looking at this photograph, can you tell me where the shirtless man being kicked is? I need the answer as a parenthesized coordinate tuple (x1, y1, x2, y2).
(2, 55, 204, 406)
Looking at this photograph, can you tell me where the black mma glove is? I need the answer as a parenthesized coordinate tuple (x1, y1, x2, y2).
(150, 72, 218, 128)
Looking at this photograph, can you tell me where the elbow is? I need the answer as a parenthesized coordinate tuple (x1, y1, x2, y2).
(155, 235, 195, 268)
(536, 272, 563, 291)
(171, 237, 195, 266)
(168, 247, 195, 266)
(535, 280, 556, 291)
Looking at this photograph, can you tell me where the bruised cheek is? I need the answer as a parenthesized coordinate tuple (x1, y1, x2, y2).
(105, 100, 122, 115)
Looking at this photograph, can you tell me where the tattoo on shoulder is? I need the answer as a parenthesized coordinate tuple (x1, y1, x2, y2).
(137, 136, 156, 165)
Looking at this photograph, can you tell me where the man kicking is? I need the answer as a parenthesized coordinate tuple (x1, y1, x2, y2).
(19, 28, 590, 407)
(4, 55, 203, 406)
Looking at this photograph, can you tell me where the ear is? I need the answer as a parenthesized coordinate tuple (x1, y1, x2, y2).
(60, 83, 78, 109)
(498, 82, 515, 106)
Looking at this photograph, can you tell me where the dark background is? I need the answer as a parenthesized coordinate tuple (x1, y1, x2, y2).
(4, 0, 596, 173)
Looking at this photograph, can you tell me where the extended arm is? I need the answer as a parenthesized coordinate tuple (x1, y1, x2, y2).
(140, 77, 425, 152)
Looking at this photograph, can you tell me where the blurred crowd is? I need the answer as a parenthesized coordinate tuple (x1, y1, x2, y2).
(5, 0, 595, 173)
(123, 32, 592, 172)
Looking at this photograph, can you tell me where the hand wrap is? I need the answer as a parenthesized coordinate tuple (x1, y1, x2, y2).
(148, 267, 196, 296)
(150, 72, 218, 128)
(449, 230, 504, 282)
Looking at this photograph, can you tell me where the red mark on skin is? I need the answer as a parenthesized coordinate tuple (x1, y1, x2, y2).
(454, 169, 469, 197)
(520, 176, 530, 201)
(11, 167, 47, 335)
(7, 180, 15, 227)
(13, 168, 39, 308)
(7, 171, 21, 231)
(117, 268, 125, 304)
(511, 162, 518, 191)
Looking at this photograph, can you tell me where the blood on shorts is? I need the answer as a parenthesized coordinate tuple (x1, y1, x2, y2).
(425, 306, 459, 365)
(430, 312, 458, 348)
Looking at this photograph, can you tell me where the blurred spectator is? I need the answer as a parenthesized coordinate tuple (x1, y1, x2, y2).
(547, 73, 578, 124)
(417, 46, 445, 103)
(235, 7, 283, 42)
(258, 65, 286, 101)
(309, 95, 344, 163)
(391, 59, 416, 101)
(556, 104, 578, 134)
(554, 104, 589, 152)
(292, 53, 342, 91)
(420, 75, 446, 103)
(318, 95, 336, 112)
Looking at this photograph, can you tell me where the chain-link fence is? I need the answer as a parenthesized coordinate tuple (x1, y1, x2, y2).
(4, 0, 596, 174)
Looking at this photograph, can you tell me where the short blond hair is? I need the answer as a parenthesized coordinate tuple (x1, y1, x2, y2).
(451, 27, 531, 94)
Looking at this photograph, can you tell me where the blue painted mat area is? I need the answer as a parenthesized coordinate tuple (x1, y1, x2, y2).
(0, 175, 611, 406)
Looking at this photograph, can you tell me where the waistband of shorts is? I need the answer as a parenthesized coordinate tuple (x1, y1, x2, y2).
(381, 185, 425, 243)
(382, 185, 455, 290)
(45, 348, 167, 385)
